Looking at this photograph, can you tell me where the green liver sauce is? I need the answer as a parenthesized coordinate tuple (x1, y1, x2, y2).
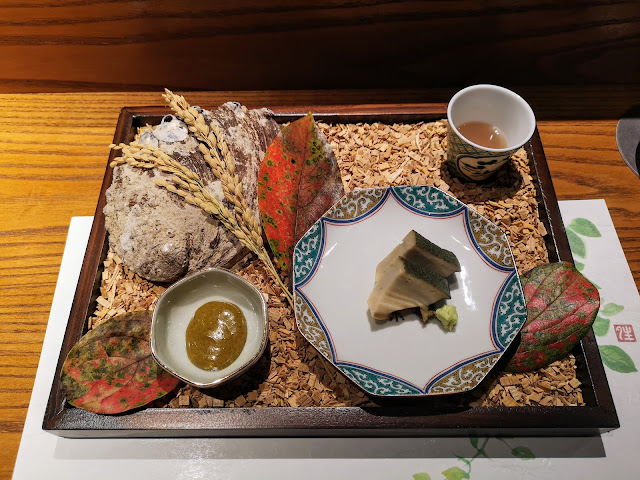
(185, 301, 247, 371)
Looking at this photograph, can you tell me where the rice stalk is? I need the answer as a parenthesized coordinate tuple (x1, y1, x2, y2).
(110, 142, 293, 306)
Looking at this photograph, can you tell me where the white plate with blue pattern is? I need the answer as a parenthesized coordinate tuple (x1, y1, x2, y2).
(292, 185, 527, 397)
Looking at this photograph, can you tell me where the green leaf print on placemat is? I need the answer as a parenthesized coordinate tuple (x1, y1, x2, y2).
(412, 437, 535, 479)
(442, 467, 470, 480)
(601, 303, 624, 316)
(566, 229, 586, 258)
(566, 216, 637, 374)
(599, 345, 638, 373)
(510, 446, 536, 460)
(413, 474, 432, 480)
(569, 218, 602, 238)
(593, 316, 610, 336)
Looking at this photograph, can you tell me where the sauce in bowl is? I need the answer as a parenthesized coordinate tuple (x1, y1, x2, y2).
(185, 301, 247, 371)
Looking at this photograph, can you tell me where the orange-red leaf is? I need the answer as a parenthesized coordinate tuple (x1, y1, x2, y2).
(258, 113, 344, 273)
(61, 311, 181, 414)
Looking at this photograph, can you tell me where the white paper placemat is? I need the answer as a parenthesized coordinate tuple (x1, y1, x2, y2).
(12, 200, 640, 479)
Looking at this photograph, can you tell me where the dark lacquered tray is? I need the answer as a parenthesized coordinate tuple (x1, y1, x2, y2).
(43, 104, 619, 438)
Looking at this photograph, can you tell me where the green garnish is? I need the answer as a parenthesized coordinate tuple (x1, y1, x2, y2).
(435, 305, 458, 331)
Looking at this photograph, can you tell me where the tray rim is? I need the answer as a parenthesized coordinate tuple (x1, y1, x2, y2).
(43, 104, 619, 438)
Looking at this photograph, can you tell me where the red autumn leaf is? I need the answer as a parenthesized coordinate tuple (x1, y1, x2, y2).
(61, 311, 181, 414)
(506, 262, 600, 372)
(257, 113, 344, 274)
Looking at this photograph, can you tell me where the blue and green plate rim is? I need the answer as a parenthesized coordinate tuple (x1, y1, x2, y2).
(293, 185, 527, 396)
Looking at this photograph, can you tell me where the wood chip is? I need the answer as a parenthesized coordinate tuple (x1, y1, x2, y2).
(528, 391, 544, 404)
(477, 354, 585, 408)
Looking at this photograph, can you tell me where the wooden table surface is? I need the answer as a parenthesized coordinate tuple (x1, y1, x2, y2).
(1, 90, 639, 477)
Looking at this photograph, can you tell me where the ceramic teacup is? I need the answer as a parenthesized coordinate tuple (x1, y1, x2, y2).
(447, 84, 536, 182)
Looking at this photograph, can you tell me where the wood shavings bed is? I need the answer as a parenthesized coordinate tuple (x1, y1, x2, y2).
(90, 119, 584, 409)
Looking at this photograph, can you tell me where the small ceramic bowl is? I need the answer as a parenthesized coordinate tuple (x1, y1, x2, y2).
(151, 268, 268, 388)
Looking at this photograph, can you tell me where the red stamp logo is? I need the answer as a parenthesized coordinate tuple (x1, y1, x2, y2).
(614, 324, 636, 342)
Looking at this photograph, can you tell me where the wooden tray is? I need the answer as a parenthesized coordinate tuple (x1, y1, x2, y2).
(43, 105, 619, 438)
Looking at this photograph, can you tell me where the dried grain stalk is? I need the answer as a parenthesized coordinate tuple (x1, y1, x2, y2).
(110, 126, 293, 307)
(162, 89, 260, 242)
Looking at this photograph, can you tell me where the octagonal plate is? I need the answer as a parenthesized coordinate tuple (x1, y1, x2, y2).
(292, 185, 527, 397)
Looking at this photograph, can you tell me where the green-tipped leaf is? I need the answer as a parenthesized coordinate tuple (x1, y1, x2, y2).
(506, 262, 600, 372)
(61, 311, 181, 414)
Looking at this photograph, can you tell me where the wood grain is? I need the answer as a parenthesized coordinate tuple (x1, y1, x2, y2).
(0, 1, 639, 92)
(538, 120, 640, 284)
(1, 90, 639, 477)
